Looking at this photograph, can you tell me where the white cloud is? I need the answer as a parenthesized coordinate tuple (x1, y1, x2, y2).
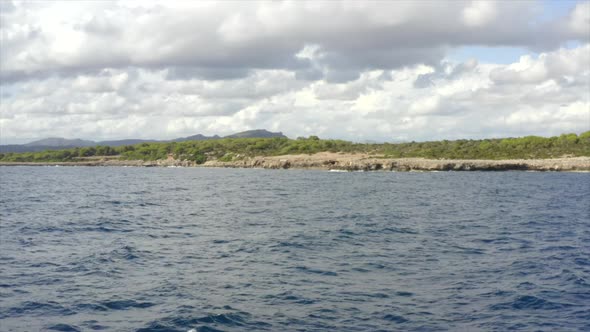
(0, 1, 589, 144)
(490, 45, 590, 84)
(1, 0, 586, 83)
(569, 2, 590, 36)
(462, 1, 498, 27)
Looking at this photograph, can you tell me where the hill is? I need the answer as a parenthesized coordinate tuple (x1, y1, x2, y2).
(0, 132, 588, 165)
(25, 137, 95, 147)
(225, 129, 287, 139)
(0, 129, 286, 153)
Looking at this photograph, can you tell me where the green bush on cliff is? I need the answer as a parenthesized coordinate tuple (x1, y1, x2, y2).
(1, 131, 589, 163)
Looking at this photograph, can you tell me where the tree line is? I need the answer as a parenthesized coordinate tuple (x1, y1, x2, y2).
(1, 131, 589, 163)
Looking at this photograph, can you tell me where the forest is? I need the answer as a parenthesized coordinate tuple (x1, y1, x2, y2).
(1, 132, 589, 163)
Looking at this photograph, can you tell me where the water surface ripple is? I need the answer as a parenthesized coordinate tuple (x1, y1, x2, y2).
(0, 167, 589, 331)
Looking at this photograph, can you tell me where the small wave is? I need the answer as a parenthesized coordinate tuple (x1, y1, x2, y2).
(46, 324, 81, 331)
(543, 269, 590, 287)
(480, 290, 515, 298)
(574, 257, 590, 266)
(139, 202, 162, 207)
(338, 228, 357, 236)
(193, 313, 246, 326)
(540, 245, 578, 252)
(341, 291, 390, 299)
(364, 262, 389, 270)
(571, 309, 590, 321)
(101, 299, 155, 310)
(193, 327, 224, 332)
(29, 262, 60, 268)
(0, 301, 73, 319)
(264, 291, 316, 305)
(212, 239, 232, 244)
(111, 245, 146, 260)
(172, 187, 190, 191)
(78, 226, 132, 233)
(82, 321, 109, 330)
(380, 227, 418, 235)
(22, 226, 72, 234)
(138, 310, 271, 332)
(272, 241, 307, 249)
(75, 303, 109, 312)
(490, 295, 572, 311)
(448, 245, 486, 255)
(294, 266, 338, 276)
(383, 314, 409, 323)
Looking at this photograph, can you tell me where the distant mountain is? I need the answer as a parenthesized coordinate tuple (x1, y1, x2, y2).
(0, 129, 288, 153)
(174, 134, 221, 142)
(0, 138, 96, 153)
(97, 139, 159, 147)
(225, 129, 287, 139)
(25, 137, 95, 147)
(0, 145, 85, 153)
(175, 130, 285, 141)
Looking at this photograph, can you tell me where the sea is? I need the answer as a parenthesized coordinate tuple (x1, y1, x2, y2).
(0, 167, 589, 332)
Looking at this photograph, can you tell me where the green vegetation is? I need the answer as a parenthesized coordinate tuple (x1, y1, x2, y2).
(1, 132, 589, 163)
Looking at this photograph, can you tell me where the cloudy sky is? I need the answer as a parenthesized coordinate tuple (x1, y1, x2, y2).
(1, 0, 589, 144)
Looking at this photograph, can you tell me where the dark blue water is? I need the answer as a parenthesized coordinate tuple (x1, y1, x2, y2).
(0, 167, 589, 332)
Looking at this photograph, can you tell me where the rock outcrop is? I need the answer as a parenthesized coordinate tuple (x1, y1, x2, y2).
(2, 153, 589, 171)
(203, 153, 590, 172)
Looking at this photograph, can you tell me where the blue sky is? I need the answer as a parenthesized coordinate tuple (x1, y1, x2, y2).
(542, 0, 580, 19)
(449, 0, 582, 64)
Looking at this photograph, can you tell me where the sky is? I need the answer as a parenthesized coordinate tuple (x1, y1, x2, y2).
(0, 0, 589, 144)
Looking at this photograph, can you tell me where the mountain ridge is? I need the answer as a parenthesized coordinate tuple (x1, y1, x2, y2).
(24, 137, 96, 147)
(0, 129, 286, 153)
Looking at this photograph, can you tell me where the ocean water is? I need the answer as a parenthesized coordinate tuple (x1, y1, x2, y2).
(0, 167, 589, 332)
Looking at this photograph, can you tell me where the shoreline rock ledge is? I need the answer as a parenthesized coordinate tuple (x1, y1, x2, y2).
(203, 154, 590, 171)
(1, 154, 589, 171)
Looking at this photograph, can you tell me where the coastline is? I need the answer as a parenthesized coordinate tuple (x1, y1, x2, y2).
(1, 153, 589, 171)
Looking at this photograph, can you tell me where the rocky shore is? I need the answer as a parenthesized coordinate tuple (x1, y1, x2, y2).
(1, 153, 589, 171)
(204, 153, 590, 171)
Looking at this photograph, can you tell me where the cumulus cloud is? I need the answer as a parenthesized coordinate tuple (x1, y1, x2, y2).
(1, 0, 587, 82)
(490, 45, 590, 84)
(569, 2, 590, 36)
(462, 1, 498, 27)
(0, 1, 589, 143)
